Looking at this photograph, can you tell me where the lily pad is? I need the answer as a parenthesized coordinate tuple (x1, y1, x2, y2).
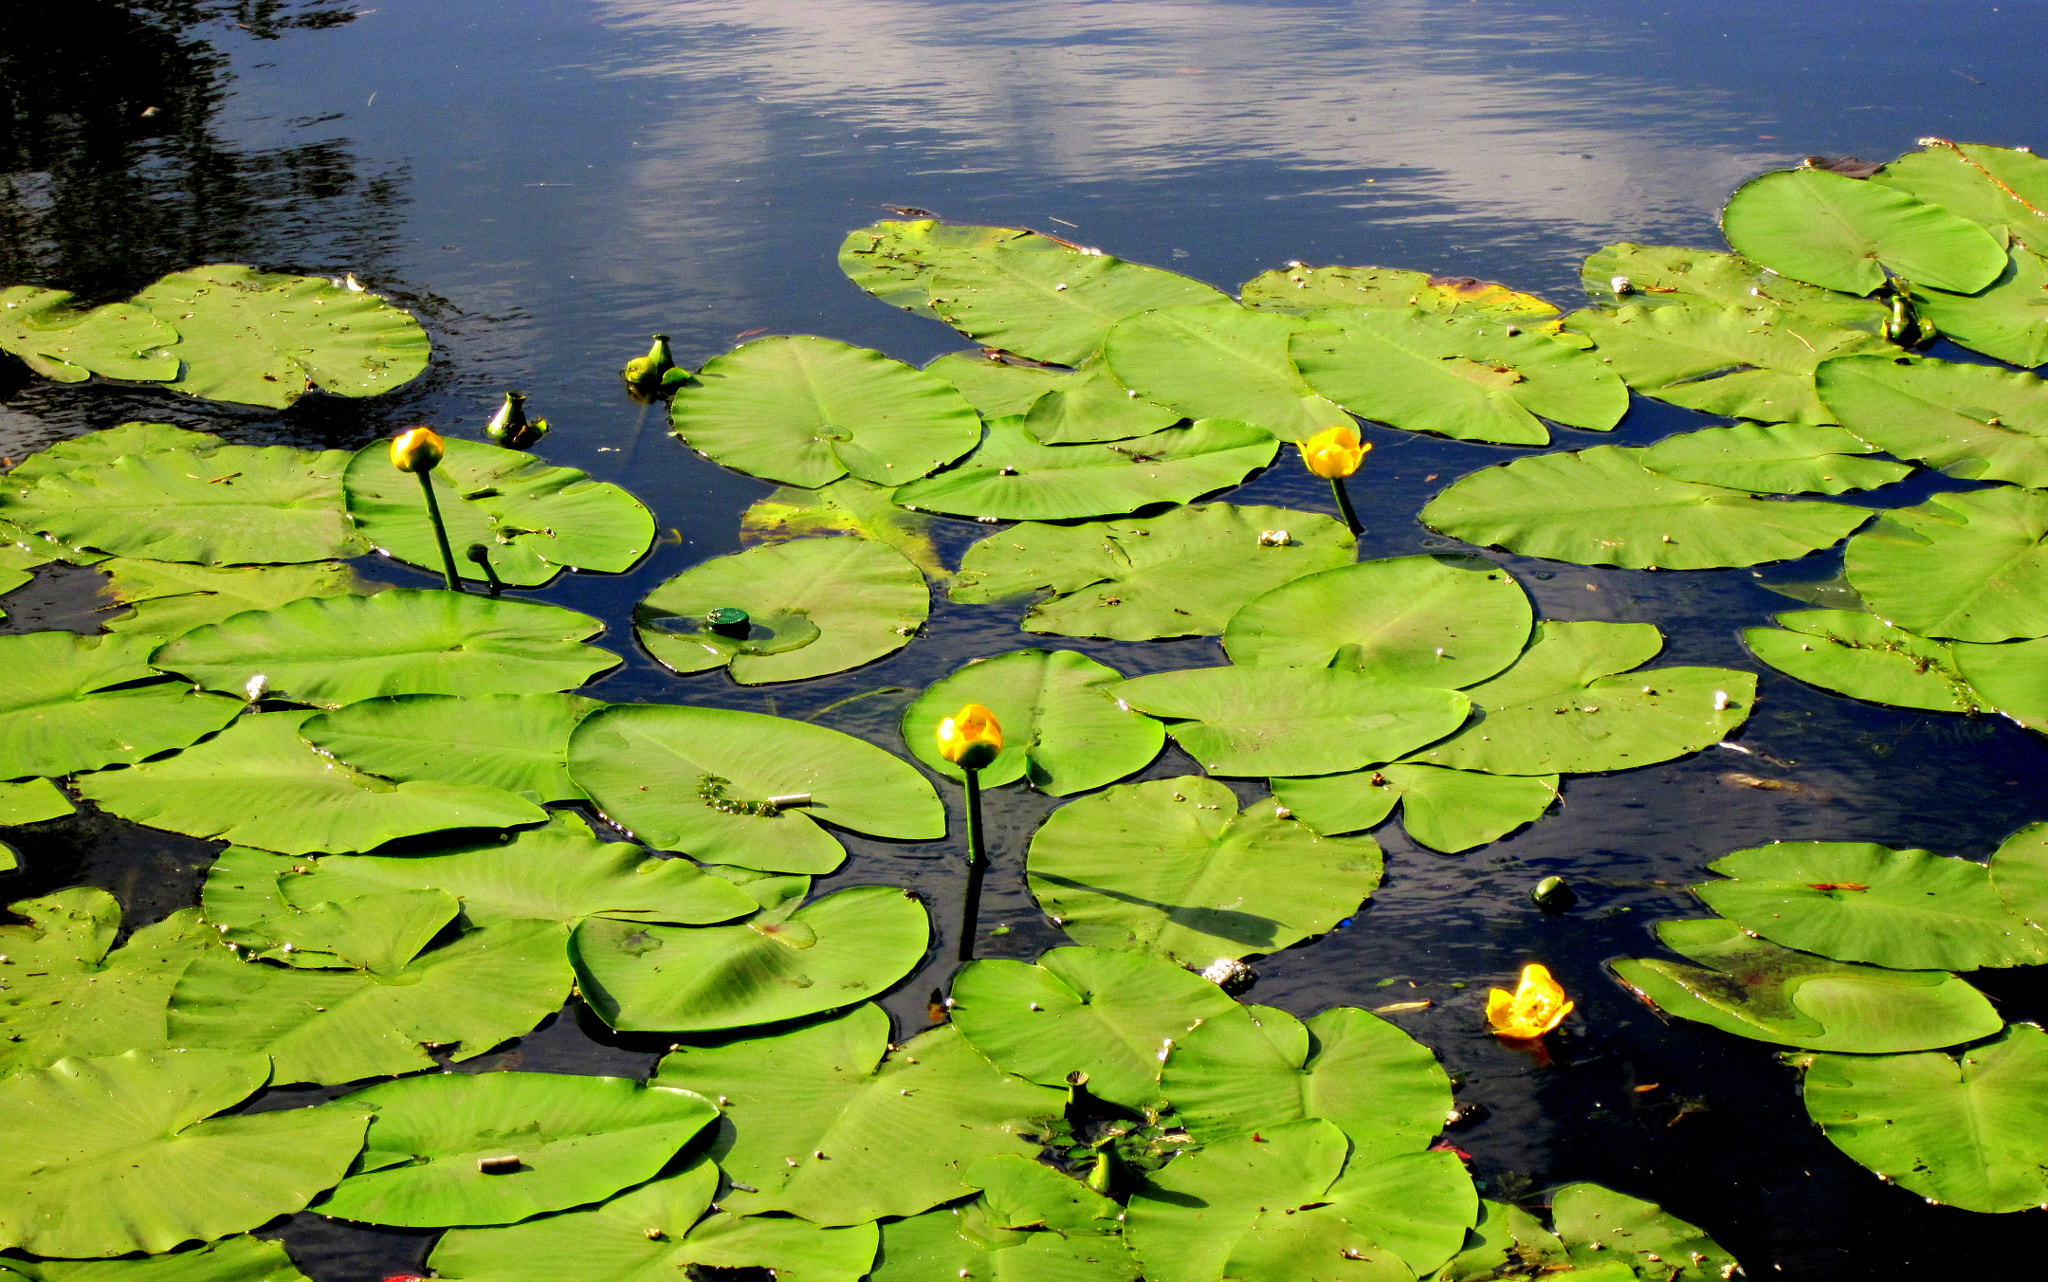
(0, 1048, 367, 1258)
(155, 588, 620, 708)
(1793, 1023, 2048, 1214)
(1103, 304, 1352, 442)
(567, 703, 945, 874)
(900, 649, 1164, 794)
(0, 631, 242, 780)
(1222, 555, 1533, 688)
(948, 946, 1236, 1110)
(0, 1235, 312, 1282)
(1017, 354, 1189, 445)
(99, 559, 365, 638)
(1693, 841, 2048, 971)
(951, 503, 1355, 641)
(1111, 666, 1470, 778)
(344, 437, 655, 588)
(1870, 141, 2048, 252)
(1410, 621, 1754, 774)
(894, 415, 1276, 521)
(1420, 445, 1872, 570)
(1435, 1199, 1571, 1282)
(840, 220, 1064, 318)
(0, 286, 178, 383)
(927, 248, 1231, 367)
(669, 336, 981, 488)
(1578, 243, 1887, 329)
(1743, 609, 1989, 714)
(1635, 422, 1913, 495)
(571, 885, 929, 1032)
(1549, 1183, 1742, 1282)
(1909, 246, 2048, 367)
(1815, 354, 2048, 489)
(924, 350, 1071, 418)
(75, 711, 546, 855)
(652, 1003, 1064, 1225)
(635, 537, 927, 684)
(1272, 763, 1558, 854)
(1291, 308, 1628, 445)
(302, 693, 602, 802)
(1990, 821, 2048, 927)
(318, 1070, 717, 1227)
(0, 777, 72, 825)
(1159, 1003, 1452, 1163)
(739, 476, 947, 582)
(1026, 776, 1383, 966)
(1954, 637, 2048, 732)
(1243, 263, 1560, 326)
(1608, 917, 2001, 1053)
(1721, 168, 2006, 295)
(4, 422, 221, 487)
(1842, 486, 2048, 641)
(131, 265, 430, 408)
(873, 1154, 1135, 1282)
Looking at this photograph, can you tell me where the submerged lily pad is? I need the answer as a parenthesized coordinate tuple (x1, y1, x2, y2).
(739, 475, 947, 582)
(0, 1048, 367, 1258)
(1421, 445, 1872, 570)
(1608, 917, 2001, 1053)
(1743, 609, 1989, 714)
(1722, 168, 2006, 295)
(1635, 422, 1912, 495)
(894, 415, 1276, 521)
(567, 704, 944, 874)
(873, 1154, 1134, 1282)
(0, 287, 178, 383)
(1103, 304, 1352, 442)
(99, 559, 365, 639)
(669, 336, 981, 488)
(900, 649, 1163, 794)
(927, 248, 1230, 367)
(1816, 354, 2048, 489)
(1578, 243, 1887, 329)
(1272, 763, 1558, 854)
(0, 631, 241, 780)
(1909, 246, 2048, 368)
(1794, 1023, 2048, 1215)
(318, 1071, 717, 1227)
(302, 693, 602, 802)
(1222, 554, 1532, 688)
(1843, 486, 2048, 642)
(652, 1003, 1064, 1225)
(633, 537, 927, 684)
(1026, 776, 1382, 966)
(951, 503, 1355, 641)
(1243, 263, 1560, 326)
(1549, 1183, 1742, 1282)
(1694, 841, 2048, 971)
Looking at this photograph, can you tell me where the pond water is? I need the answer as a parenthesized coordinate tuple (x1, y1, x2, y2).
(5, 1, 2048, 1278)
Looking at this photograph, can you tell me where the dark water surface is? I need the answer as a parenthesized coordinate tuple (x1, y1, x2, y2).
(6, 1, 2048, 1278)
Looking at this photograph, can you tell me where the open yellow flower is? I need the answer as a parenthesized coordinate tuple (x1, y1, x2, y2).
(389, 426, 445, 473)
(1486, 963, 1573, 1039)
(937, 703, 1002, 771)
(1298, 422, 1370, 479)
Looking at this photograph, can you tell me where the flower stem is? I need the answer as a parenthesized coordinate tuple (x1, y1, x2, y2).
(1330, 474, 1363, 538)
(466, 543, 504, 597)
(416, 470, 464, 591)
(957, 766, 988, 963)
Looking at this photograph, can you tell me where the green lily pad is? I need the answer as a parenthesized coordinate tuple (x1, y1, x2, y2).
(1222, 554, 1533, 688)
(343, 437, 655, 588)
(0, 1235, 312, 1282)
(1111, 666, 1470, 778)
(1743, 610, 1989, 714)
(1843, 486, 2048, 641)
(739, 475, 947, 582)
(951, 503, 1355, 641)
(924, 350, 1071, 418)
(99, 559, 366, 638)
(652, 1003, 1064, 1225)
(899, 649, 1164, 794)
(0, 631, 241, 780)
(154, 588, 620, 708)
(1694, 841, 2048, 971)
(1272, 763, 1558, 854)
(572, 885, 929, 1032)
(301, 693, 602, 802)
(1159, 1003, 1452, 1163)
(873, 1154, 1135, 1282)
(1564, 303, 1891, 425)
(567, 703, 945, 874)
(840, 220, 1064, 317)
(1549, 1183, 1742, 1282)
(0, 777, 71, 825)
(75, 711, 546, 855)
(1955, 637, 2048, 732)
(1018, 354, 1188, 445)
(1420, 445, 1872, 570)
(1410, 621, 1754, 774)
(4, 422, 221, 486)
(1870, 141, 2048, 252)
(927, 249, 1231, 367)
(1908, 246, 2048, 367)
(0, 1048, 367, 1258)
(1635, 422, 1913, 495)
(1793, 1023, 2048, 1215)
(1435, 1199, 1572, 1282)
(1102, 304, 1352, 443)
(1816, 354, 2048, 488)
(1991, 821, 2048, 927)
(669, 336, 981, 488)
(0, 442, 366, 566)
(318, 1070, 717, 1227)
(1721, 168, 2006, 295)
(1026, 776, 1382, 966)
(895, 415, 1276, 521)
(1292, 308, 1628, 445)
(0, 286, 178, 383)
(948, 946, 1236, 1111)
(1243, 263, 1561, 326)
(131, 265, 430, 408)
(1578, 243, 1887, 329)
(636, 537, 926, 684)
(1608, 917, 2001, 1053)
(432, 1154, 880, 1282)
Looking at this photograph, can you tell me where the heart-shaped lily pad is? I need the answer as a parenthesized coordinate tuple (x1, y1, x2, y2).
(1243, 263, 1560, 327)
(927, 247, 1230, 366)
(0, 286, 178, 383)
(839, 220, 1062, 318)
(301, 693, 602, 802)
(99, 559, 365, 639)
(739, 475, 947, 581)
(0, 778, 71, 826)
(1635, 422, 1912, 495)
(0, 631, 241, 780)
(1549, 1183, 1742, 1282)
(0, 1235, 314, 1282)
(1578, 243, 1886, 329)
(1273, 763, 1558, 854)
(1908, 246, 2048, 368)
(1816, 354, 2048, 489)
(1872, 141, 2048, 251)
(1722, 168, 2006, 295)
(899, 649, 1163, 794)
(874, 1155, 1134, 1282)
(1843, 486, 2048, 641)
(1743, 609, 1989, 715)
(1102, 303, 1352, 443)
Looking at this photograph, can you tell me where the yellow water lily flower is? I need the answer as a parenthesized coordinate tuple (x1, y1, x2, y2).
(1298, 422, 1370, 479)
(389, 426, 446, 473)
(937, 703, 1002, 771)
(1486, 963, 1573, 1039)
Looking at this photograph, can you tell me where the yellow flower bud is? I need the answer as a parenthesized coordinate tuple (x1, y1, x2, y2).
(1485, 962, 1573, 1040)
(937, 703, 1002, 771)
(390, 426, 445, 473)
(1299, 422, 1369, 479)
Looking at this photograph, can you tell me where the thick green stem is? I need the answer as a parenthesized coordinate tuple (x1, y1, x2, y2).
(957, 767, 988, 963)
(417, 469, 464, 591)
(1330, 474, 1363, 537)
(466, 543, 505, 598)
